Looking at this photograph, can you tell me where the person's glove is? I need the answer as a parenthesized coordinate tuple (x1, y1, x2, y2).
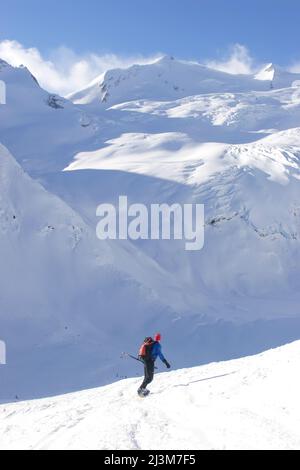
(164, 360, 171, 369)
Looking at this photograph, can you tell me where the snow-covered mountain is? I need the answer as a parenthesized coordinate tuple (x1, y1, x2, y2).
(68, 56, 300, 107)
(0, 143, 133, 396)
(0, 143, 200, 400)
(255, 62, 300, 88)
(0, 56, 300, 402)
(1, 341, 300, 450)
(0, 59, 96, 175)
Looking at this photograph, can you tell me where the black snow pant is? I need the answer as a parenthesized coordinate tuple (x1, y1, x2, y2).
(140, 359, 155, 389)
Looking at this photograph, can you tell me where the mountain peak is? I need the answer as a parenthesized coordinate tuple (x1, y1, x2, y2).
(255, 63, 276, 81)
(264, 63, 275, 72)
(254, 62, 300, 88)
(0, 58, 10, 70)
(156, 54, 176, 64)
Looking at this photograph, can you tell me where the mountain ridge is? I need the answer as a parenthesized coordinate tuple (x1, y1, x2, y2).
(68, 55, 300, 106)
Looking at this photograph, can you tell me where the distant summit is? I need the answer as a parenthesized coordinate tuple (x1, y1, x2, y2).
(255, 63, 276, 81)
(255, 62, 300, 88)
(68, 56, 276, 107)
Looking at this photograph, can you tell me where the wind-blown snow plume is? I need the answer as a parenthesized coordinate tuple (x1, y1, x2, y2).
(206, 44, 255, 74)
(0, 40, 161, 96)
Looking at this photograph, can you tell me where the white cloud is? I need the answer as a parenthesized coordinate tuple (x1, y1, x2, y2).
(289, 63, 300, 73)
(0, 40, 161, 96)
(206, 44, 255, 75)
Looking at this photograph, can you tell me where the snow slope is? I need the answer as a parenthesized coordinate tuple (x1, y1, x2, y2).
(0, 59, 98, 175)
(0, 341, 299, 450)
(1, 56, 300, 402)
(61, 128, 300, 312)
(0, 143, 188, 401)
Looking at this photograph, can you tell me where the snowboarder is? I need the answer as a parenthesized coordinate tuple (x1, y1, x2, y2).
(137, 333, 171, 397)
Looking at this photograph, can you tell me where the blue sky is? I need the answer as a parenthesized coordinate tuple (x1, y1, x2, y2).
(1, 0, 300, 95)
(1, 0, 300, 64)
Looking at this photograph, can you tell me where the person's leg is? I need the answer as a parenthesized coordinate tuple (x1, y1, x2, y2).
(143, 360, 154, 388)
(140, 363, 149, 390)
(139, 360, 154, 390)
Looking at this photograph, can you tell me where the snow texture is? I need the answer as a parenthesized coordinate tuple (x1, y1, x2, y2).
(0, 341, 299, 450)
(0, 56, 299, 403)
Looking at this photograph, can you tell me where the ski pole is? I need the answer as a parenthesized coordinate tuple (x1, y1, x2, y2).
(121, 352, 158, 369)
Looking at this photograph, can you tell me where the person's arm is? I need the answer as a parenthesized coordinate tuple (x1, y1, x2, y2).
(158, 344, 171, 368)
